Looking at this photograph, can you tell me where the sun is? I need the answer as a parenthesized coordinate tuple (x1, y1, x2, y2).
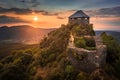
(34, 16, 38, 21)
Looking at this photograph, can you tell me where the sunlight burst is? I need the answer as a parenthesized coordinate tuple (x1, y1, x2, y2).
(34, 16, 38, 21)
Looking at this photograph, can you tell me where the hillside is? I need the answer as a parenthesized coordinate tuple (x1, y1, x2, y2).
(0, 25, 55, 44)
(1, 23, 120, 80)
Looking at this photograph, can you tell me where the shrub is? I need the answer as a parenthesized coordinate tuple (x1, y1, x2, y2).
(34, 75, 42, 80)
(65, 65, 77, 80)
(74, 37, 86, 48)
(101, 32, 120, 79)
(76, 72, 87, 80)
(47, 71, 63, 80)
(84, 37, 96, 47)
(0, 63, 3, 72)
(0, 64, 27, 80)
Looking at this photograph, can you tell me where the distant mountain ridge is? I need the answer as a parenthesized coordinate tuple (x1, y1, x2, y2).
(95, 31, 120, 43)
(0, 25, 56, 44)
(0, 25, 120, 44)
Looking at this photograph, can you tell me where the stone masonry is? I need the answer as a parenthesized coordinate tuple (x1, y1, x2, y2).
(67, 34, 107, 72)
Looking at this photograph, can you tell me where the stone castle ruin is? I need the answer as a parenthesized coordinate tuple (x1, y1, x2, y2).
(67, 10, 107, 72)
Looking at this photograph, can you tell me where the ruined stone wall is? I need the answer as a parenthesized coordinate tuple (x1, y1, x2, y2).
(96, 45, 107, 66)
(67, 47, 97, 73)
(67, 35, 107, 72)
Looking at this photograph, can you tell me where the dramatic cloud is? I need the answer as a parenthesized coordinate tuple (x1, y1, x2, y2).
(0, 5, 119, 30)
(0, 7, 32, 14)
(85, 6, 120, 17)
(0, 0, 120, 12)
(84, 6, 120, 30)
(0, 7, 59, 16)
(0, 5, 119, 18)
(0, 0, 40, 9)
(0, 15, 29, 24)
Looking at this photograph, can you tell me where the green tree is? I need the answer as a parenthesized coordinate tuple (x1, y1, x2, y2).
(101, 32, 120, 79)
(76, 72, 87, 80)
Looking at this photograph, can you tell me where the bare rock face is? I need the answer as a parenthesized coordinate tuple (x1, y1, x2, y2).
(67, 47, 97, 73)
(95, 36, 107, 67)
(96, 45, 107, 66)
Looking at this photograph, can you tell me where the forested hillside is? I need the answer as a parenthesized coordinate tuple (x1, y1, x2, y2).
(0, 24, 120, 80)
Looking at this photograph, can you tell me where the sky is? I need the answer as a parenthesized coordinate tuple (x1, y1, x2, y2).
(0, 0, 120, 30)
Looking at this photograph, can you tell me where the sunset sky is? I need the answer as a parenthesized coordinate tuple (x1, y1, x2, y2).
(0, 0, 120, 30)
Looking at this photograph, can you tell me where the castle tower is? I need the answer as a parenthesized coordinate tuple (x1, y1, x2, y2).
(69, 10, 89, 24)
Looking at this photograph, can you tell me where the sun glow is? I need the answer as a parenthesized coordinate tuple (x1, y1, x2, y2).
(34, 16, 38, 21)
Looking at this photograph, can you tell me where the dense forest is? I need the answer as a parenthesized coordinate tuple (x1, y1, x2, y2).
(0, 24, 120, 80)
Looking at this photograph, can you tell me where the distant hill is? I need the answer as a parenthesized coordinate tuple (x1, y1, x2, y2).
(0, 25, 56, 44)
(1, 26, 120, 44)
(95, 31, 120, 43)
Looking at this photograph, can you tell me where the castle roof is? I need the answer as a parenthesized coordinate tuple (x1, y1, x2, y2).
(69, 10, 89, 18)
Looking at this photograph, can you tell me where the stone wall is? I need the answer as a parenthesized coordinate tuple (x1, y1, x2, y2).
(67, 35, 107, 73)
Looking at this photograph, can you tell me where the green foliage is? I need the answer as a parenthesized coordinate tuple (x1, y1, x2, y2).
(101, 32, 120, 63)
(0, 49, 36, 80)
(74, 37, 96, 50)
(76, 72, 87, 80)
(71, 24, 95, 36)
(27, 61, 37, 75)
(0, 63, 3, 72)
(89, 24, 95, 36)
(48, 71, 63, 80)
(101, 32, 120, 79)
(38, 25, 71, 67)
(84, 37, 96, 47)
(40, 27, 70, 53)
(65, 65, 74, 74)
(34, 75, 42, 80)
(1, 55, 14, 64)
(0, 63, 27, 80)
(38, 48, 58, 67)
(74, 37, 86, 48)
(65, 65, 78, 80)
